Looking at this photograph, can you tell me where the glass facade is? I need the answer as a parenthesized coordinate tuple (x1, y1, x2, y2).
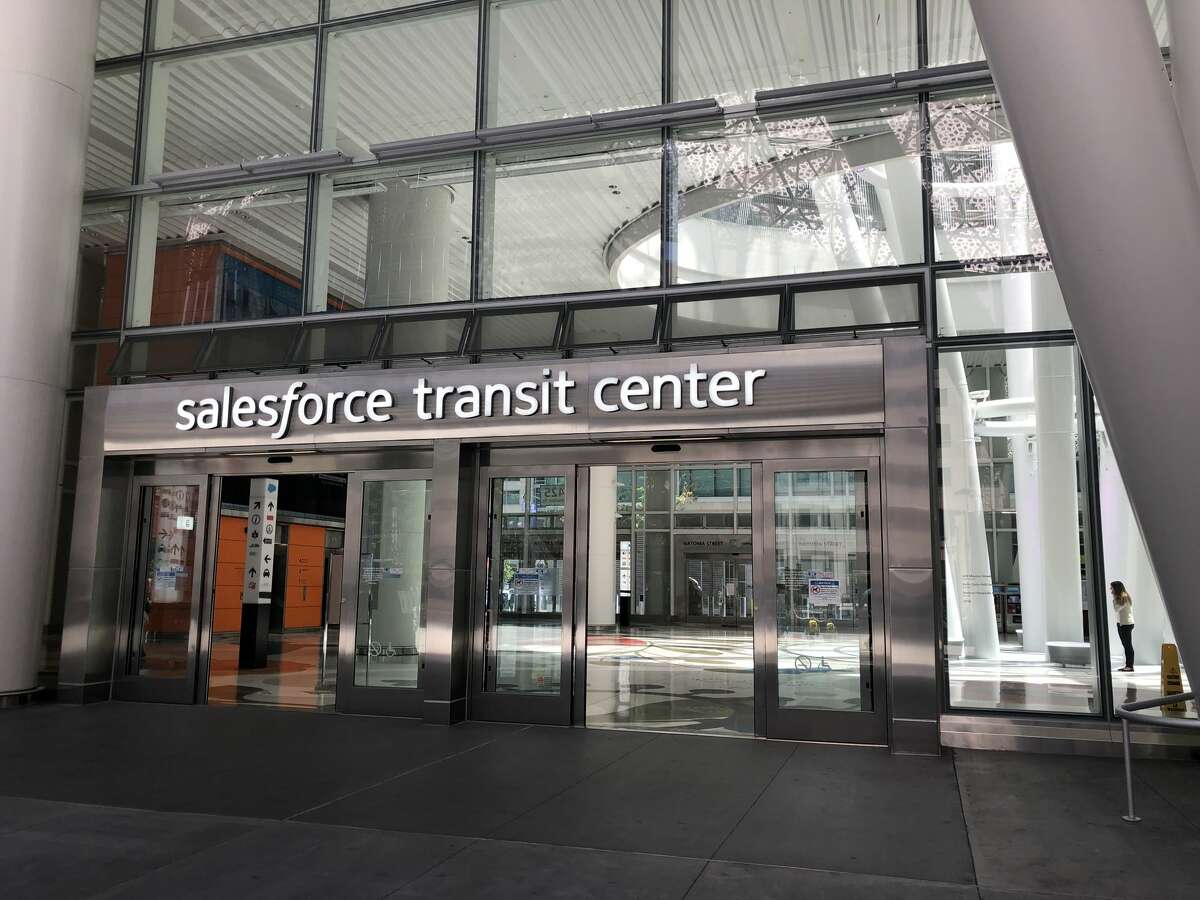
(314, 159, 474, 311)
(480, 135, 663, 298)
(128, 178, 308, 327)
(64, 0, 1195, 737)
(674, 0, 916, 105)
(150, 2, 318, 49)
(322, 8, 478, 157)
(937, 267, 1070, 337)
(86, 65, 139, 190)
(85, 2, 1019, 333)
(96, 0, 146, 60)
(939, 345, 1096, 715)
(142, 35, 316, 177)
(674, 101, 923, 283)
(77, 201, 130, 331)
(929, 89, 1044, 263)
(486, 0, 662, 127)
(1096, 413, 1193, 716)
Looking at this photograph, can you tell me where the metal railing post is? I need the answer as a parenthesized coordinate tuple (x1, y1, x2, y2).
(1114, 690, 1197, 823)
(1121, 717, 1141, 823)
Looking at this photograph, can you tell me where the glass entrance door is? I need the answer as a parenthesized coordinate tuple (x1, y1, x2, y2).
(115, 476, 210, 703)
(338, 469, 432, 716)
(472, 467, 577, 725)
(760, 459, 886, 743)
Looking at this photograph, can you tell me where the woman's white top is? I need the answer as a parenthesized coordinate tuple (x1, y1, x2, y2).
(1115, 595, 1135, 626)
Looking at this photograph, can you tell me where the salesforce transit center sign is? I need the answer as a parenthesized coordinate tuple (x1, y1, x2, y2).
(101, 345, 886, 453)
(175, 364, 768, 440)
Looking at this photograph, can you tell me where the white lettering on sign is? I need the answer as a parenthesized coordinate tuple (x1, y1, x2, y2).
(177, 382, 391, 440)
(593, 364, 764, 413)
(174, 366, 767, 438)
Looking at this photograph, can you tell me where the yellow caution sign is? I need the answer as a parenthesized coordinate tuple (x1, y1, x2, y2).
(807, 618, 819, 636)
(1161, 643, 1187, 715)
(826, 621, 837, 634)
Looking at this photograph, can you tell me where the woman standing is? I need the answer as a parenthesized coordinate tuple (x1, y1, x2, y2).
(1111, 581, 1135, 672)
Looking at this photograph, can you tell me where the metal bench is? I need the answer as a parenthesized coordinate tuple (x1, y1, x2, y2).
(1046, 641, 1091, 666)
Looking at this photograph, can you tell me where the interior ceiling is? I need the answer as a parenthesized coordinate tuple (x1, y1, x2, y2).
(86, 0, 1167, 307)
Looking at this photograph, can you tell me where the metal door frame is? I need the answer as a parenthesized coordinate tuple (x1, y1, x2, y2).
(336, 468, 433, 717)
(470, 464, 579, 725)
(758, 456, 888, 744)
(113, 474, 211, 703)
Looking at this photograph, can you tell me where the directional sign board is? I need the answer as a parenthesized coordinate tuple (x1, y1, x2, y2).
(242, 477, 279, 604)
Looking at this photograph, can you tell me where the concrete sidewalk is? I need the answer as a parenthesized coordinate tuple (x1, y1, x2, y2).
(0, 703, 1196, 898)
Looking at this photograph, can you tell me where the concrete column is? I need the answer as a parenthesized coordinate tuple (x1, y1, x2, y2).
(971, 0, 1200, 681)
(937, 289, 1000, 660)
(1004, 347, 1047, 651)
(587, 466, 618, 627)
(1033, 344, 1082, 642)
(365, 181, 454, 306)
(0, 0, 98, 699)
(938, 351, 1001, 660)
(1168, 0, 1200, 186)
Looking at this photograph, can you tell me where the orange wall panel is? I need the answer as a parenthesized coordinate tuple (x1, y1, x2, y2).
(213, 515, 249, 634)
(212, 516, 332, 633)
(282, 524, 326, 631)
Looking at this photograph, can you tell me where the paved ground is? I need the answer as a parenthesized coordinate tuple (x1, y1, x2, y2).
(0, 703, 1197, 899)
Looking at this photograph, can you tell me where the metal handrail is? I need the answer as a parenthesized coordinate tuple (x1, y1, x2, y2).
(1116, 691, 1198, 822)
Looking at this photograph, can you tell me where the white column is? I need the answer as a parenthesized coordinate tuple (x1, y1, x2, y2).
(1003, 298, 1048, 651)
(0, 0, 98, 696)
(1033, 344, 1082, 642)
(587, 467, 618, 627)
(1169, 0, 1200, 186)
(938, 351, 1001, 660)
(971, 0, 1200, 680)
(364, 182, 454, 306)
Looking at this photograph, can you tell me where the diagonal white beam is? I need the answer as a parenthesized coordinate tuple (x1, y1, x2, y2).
(969, 0, 1200, 685)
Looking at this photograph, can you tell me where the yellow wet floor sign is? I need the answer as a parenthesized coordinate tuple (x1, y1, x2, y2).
(1161, 643, 1187, 714)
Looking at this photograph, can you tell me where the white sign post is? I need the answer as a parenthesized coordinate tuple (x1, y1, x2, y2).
(242, 478, 279, 603)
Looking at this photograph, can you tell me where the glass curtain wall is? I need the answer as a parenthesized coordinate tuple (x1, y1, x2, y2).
(311, 159, 474, 311)
(87, 65, 139, 190)
(586, 464, 755, 736)
(936, 266, 1196, 719)
(486, 0, 662, 126)
(128, 179, 309, 327)
(939, 341, 1096, 715)
(673, 0, 917, 105)
(927, 0, 1170, 67)
(96, 0, 146, 60)
(674, 101, 924, 284)
(87, 1, 1022, 335)
(140, 35, 316, 178)
(321, 7, 478, 158)
(480, 135, 663, 298)
(1095, 414, 1195, 717)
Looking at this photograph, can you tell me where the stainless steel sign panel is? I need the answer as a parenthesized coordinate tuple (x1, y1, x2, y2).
(102, 344, 884, 454)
